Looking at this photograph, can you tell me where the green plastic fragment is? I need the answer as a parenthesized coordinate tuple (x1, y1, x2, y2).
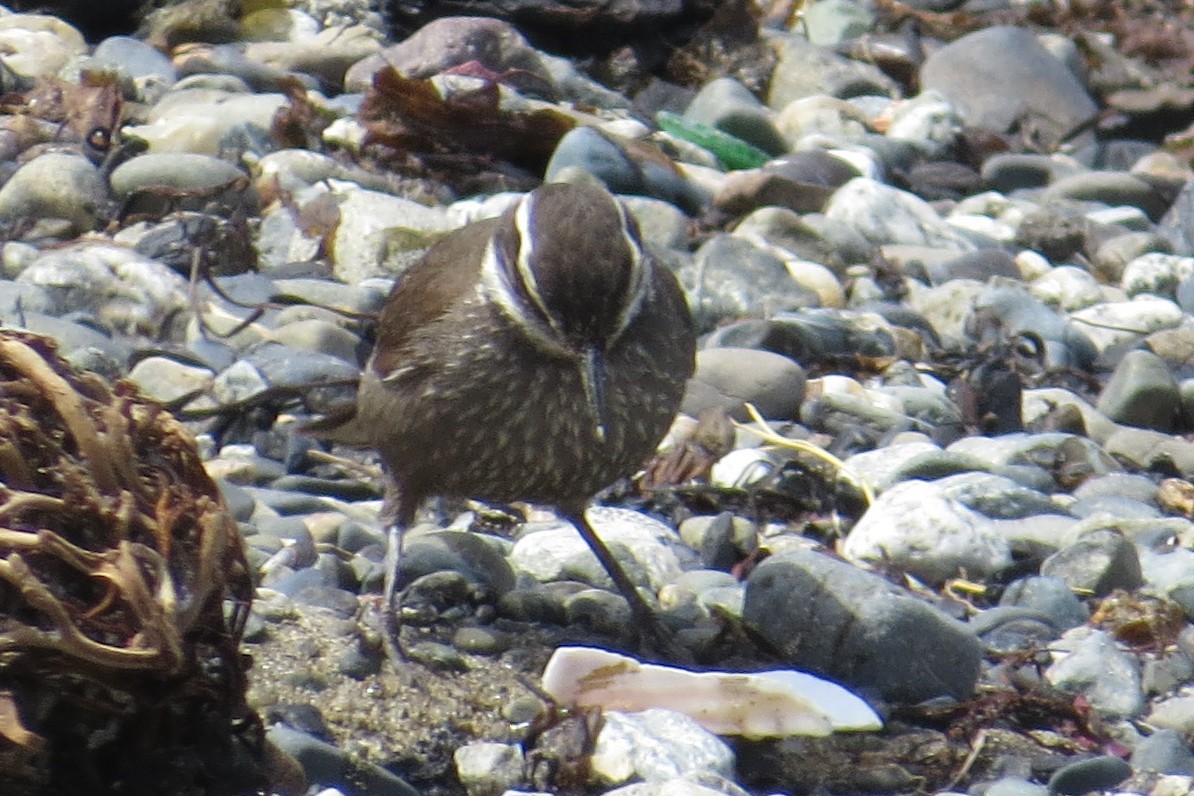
(655, 110, 771, 171)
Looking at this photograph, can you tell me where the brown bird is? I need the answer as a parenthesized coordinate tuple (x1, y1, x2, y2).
(309, 182, 696, 657)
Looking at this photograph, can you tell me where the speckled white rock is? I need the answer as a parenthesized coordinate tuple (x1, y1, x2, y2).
(509, 507, 684, 592)
(884, 90, 961, 158)
(453, 742, 525, 796)
(15, 243, 188, 333)
(774, 95, 872, 145)
(1120, 252, 1194, 299)
(825, 178, 976, 250)
(125, 91, 289, 154)
(1069, 296, 1183, 353)
(1030, 265, 1105, 311)
(327, 182, 458, 283)
(842, 478, 1014, 582)
(599, 779, 748, 796)
(907, 278, 986, 345)
(590, 710, 734, 786)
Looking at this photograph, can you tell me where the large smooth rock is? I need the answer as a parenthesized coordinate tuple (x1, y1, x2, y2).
(743, 549, 983, 703)
(920, 26, 1097, 148)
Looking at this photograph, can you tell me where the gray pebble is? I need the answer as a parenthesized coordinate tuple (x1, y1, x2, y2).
(682, 346, 805, 421)
(1131, 728, 1194, 775)
(0, 152, 107, 236)
(1069, 494, 1161, 520)
(692, 233, 821, 329)
(1043, 170, 1168, 221)
(920, 25, 1096, 148)
(337, 521, 386, 554)
(999, 576, 1089, 631)
(400, 531, 515, 595)
(802, 0, 875, 46)
(266, 724, 419, 796)
(497, 587, 568, 625)
(767, 34, 897, 108)
(109, 153, 246, 197)
(678, 513, 758, 571)
(744, 548, 983, 702)
(336, 643, 383, 679)
(1096, 349, 1180, 432)
(1040, 528, 1143, 596)
(452, 626, 509, 656)
(1045, 628, 1144, 718)
(454, 741, 526, 796)
(268, 317, 362, 363)
(93, 34, 177, 90)
(266, 703, 332, 740)
(1046, 754, 1132, 795)
(565, 588, 632, 637)
(406, 641, 469, 673)
(981, 153, 1072, 192)
(683, 77, 786, 156)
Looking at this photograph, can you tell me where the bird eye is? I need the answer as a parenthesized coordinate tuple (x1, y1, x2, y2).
(87, 127, 112, 152)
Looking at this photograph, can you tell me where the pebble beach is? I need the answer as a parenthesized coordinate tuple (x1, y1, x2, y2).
(4, 1, 1194, 794)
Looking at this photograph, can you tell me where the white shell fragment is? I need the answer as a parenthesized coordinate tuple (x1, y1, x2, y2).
(540, 646, 882, 740)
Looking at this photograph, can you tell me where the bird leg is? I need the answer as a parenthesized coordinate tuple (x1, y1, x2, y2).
(379, 523, 407, 663)
(378, 481, 416, 664)
(563, 508, 691, 664)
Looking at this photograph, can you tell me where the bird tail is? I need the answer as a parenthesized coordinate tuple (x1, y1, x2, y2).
(301, 403, 374, 447)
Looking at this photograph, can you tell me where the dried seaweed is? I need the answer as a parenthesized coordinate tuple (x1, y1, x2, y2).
(358, 66, 576, 174)
(0, 330, 262, 795)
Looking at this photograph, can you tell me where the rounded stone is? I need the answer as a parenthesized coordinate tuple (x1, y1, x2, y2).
(0, 153, 107, 235)
(683, 77, 787, 155)
(1040, 529, 1144, 596)
(126, 356, 215, 405)
(682, 347, 806, 421)
(1096, 349, 1180, 432)
(108, 153, 247, 197)
(744, 548, 983, 702)
(920, 25, 1097, 147)
(1046, 754, 1132, 795)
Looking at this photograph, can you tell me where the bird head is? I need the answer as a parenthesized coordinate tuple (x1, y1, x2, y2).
(481, 182, 652, 441)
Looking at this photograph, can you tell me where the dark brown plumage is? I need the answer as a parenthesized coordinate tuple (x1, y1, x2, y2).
(311, 182, 696, 656)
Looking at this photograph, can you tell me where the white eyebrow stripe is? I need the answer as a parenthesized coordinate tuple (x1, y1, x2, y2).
(607, 200, 648, 344)
(514, 194, 565, 339)
(480, 232, 572, 359)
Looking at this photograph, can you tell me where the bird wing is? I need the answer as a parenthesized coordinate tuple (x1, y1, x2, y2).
(371, 217, 495, 379)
